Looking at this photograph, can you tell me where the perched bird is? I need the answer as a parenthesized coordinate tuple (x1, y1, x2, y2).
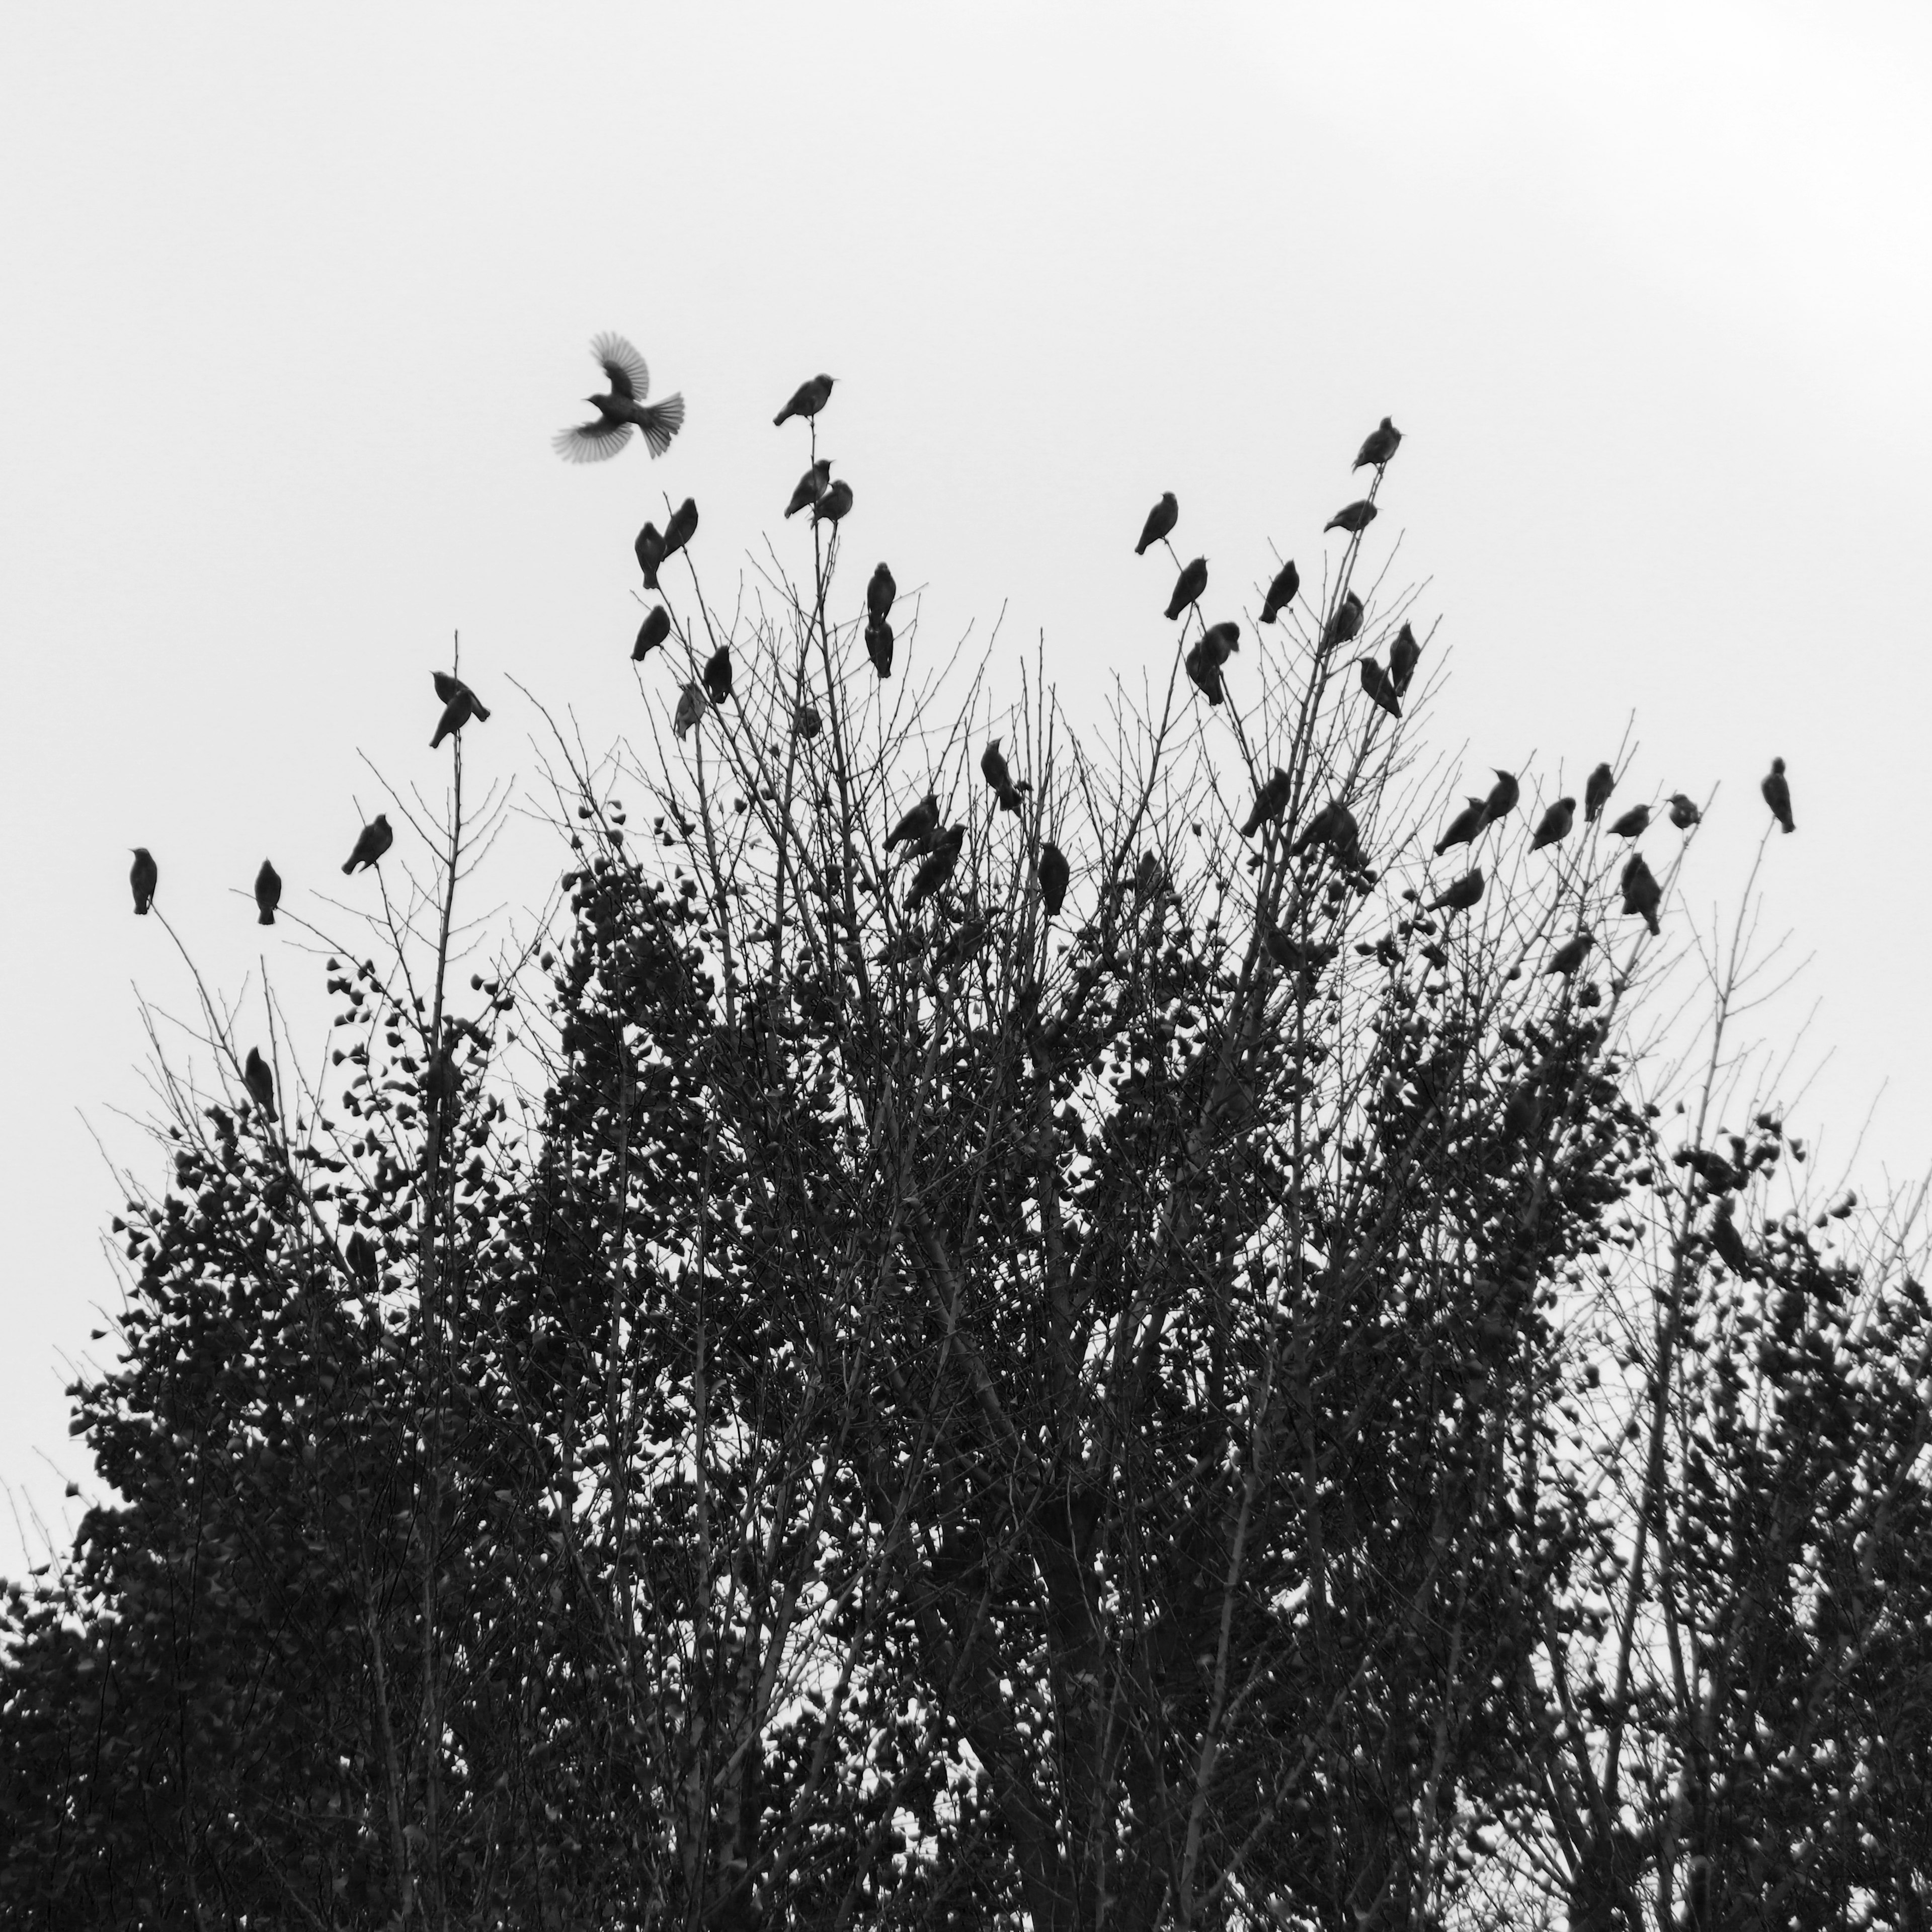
(982, 738, 1027, 813)
(255, 859, 282, 926)
(1260, 558, 1300, 624)
(1434, 798, 1488, 856)
(1322, 592, 1363, 649)
(887, 794, 940, 852)
(1184, 632, 1235, 705)
(1133, 851, 1164, 903)
(813, 479, 853, 525)
(635, 521, 666, 588)
(129, 847, 157, 915)
(430, 672, 490, 749)
(1353, 417, 1402, 470)
(661, 496, 699, 560)
(1531, 797, 1575, 850)
(1357, 658, 1402, 719)
(342, 815, 394, 874)
(703, 646, 733, 705)
(1166, 556, 1208, 621)
(674, 681, 707, 740)
(906, 825, 964, 910)
(1240, 768, 1294, 838)
(554, 334, 685, 463)
(1710, 1201, 1755, 1278)
(1762, 757, 1794, 834)
(1325, 499, 1378, 536)
(866, 619, 894, 679)
(1428, 868, 1485, 915)
(425, 1042, 461, 1116)
(1292, 798, 1360, 862)
(1620, 851, 1662, 935)
(1037, 839, 1070, 918)
(774, 374, 835, 426)
(1136, 492, 1179, 555)
(633, 606, 671, 660)
(867, 562, 897, 625)
(785, 459, 832, 517)
(1385, 626, 1421, 699)
(1264, 926, 1338, 979)
(1583, 761, 1616, 824)
(1545, 930, 1593, 976)
(1608, 804, 1650, 840)
(243, 1046, 277, 1119)
(1480, 769, 1519, 827)
(793, 702, 823, 740)
(1667, 792, 1702, 831)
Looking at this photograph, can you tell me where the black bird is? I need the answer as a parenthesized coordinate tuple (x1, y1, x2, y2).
(703, 646, 733, 705)
(866, 619, 894, 679)
(774, 374, 835, 426)
(426, 1042, 461, 1115)
(1710, 1202, 1755, 1277)
(1322, 591, 1363, 649)
(1166, 556, 1208, 621)
(635, 521, 665, 588)
(633, 606, 671, 660)
(1531, 797, 1575, 850)
(1608, 803, 1650, 840)
(982, 738, 1027, 813)
(1259, 558, 1300, 623)
(243, 1046, 277, 1119)
(887, 794, 940, 852)
(1265, 926, 1338, 978)
(1240, 768, 1293, 838)
(674, 681, 707, 740)
(255, 860, 281, 926)
(1357, 658, 1402, 719)
(785, 459, 832, 517)
(343, 815, 393, 874)
(1184, 635, 1232, 705)
(1584, 761, 1616, 823)
(661, 496, 699, 560)
(130, 847, 157, 914)
(1134, 851, 1164, 903)
(1136, 492, 1179, 555)
(1762, 757, 1794, 834)
(1354, 417, 1402, 469)
(1434, 797, 1488, 856)
(1620, 852, 1662, 935)
(431, 672, 490, 749)
(554, 334, 684, 462)
(1389, 622, 1421, 695)
(1481, 769, 1519, 827)
(1428, 868, 1485, 915)
(1196, 619, 1240, 665)
(867, 562, 896, 625)
(794, 702, 822, 740)
(906, 825, 964, 910)
(1667, 792, 1702, 830)
(1545, 930, 1593, 976)
(1292, 799, 1361, 861)
(1325, 499, 1378, 535)
(1037, 840, 1070, 918)
(813, 479, 853, 525)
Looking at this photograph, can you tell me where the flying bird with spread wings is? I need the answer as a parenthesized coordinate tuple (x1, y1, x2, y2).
(554, 334, 686, 463)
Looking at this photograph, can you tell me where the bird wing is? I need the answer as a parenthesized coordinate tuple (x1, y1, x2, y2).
(555, 419, 633, 463)
(591, 333, 651, 402)
(635, 394, 685, 459)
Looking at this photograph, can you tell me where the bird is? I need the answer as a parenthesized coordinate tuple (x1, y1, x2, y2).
(1667, 793, 1702, 831)
(1353, 417, 1402, 470)
(866, 619, 894, 679)
(867, 562, 897, 626)
(1762, 757, 1794, 834)
(794, 702, 822, 740)
(1325, 500, 1378, 536)
(813, 479, 853, 525)
(703, 646, 733, 705)
(774, 374, 835, 426)
(255, 860, 282, 926)
(1260, 559, 1300, 624)
(1389, 622, 1421, 695)
(1037, 840, 1070, 918)
(1428, 868, 1485, 915)
(1434, 798, 1488, 856)
(1481, 770, 1519, 827)
(635, 521, 666, 588)
(1710, 1202, 1755, 1278)
(343, 815, 393, 874)
(129, 847, 157, 915)
(1357, 658, 1402, 719)
(425, 1042, 461, 1115)
(661, 497, 699, 560)
(1608, 804, 1650, 840)
(1184, 634, 1233, 705)
(1620, 852, 1662, 935)
(1545, 930, 1593, 976)
(785, 459, 832, 517)
(906, 825, 964, 910)
(1166, 556, 1208, 621)
(1322, 592, 1363, 649)
(1240, 768, 1293, 838)
(982, 738, 1027, 813)
(1136, 493, 1178, 555)
(243, 1046, 277, 1119)
(887, 794, 940, 852)
(1584, 762, 1616, 823)
(633, 606, 671, 660)
(674, 681, 707, 740)
(1292, 799, 1361, 861)
(1531, 797, 1575, 850)
(554, 334, 685, 463)
(431, 672, 490, 749)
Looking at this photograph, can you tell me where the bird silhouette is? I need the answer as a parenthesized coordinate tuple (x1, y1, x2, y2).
(130, 847, 157, 914)
(1620, 852, 1662, 934)
(1185, 627, 1238, 705)
(1762, 757, 1795, 833)
(1667, 793, 1702, 830)
(1608, 804, 1650, 840)
(431, 672, 490, 749)
(1545, 930, 1593, 976)
(774, 374, 835, 426)
(703, 646, 733, 705)
(342, 816, 393, 874)
(813, 479, 853, 525)
(1260, 559, 1300, 624)
(906, 826, 964, 910)
(866, 619, 894, 679)
(1037, 839, 1070, 917)
(1136, 492, 1179, 555)
(661, 497, 699, 560)
(1584, 762, 1616, 823)
(554, 334, 685, 462)
(1428, 868, 1485, 915)
(887, 794, 940, 852)
(1434, 798, 1488, 856)
(1292, 799, 1361, 862)
(982, 738, 1027, 813)
(1322, 592, 1363, 649)
(243, 1046, 277, 1119)
(1166, 556, 1208, 621)
(635, 521, 665, 588)
(867, 562, 896, 625)
(1710, 1202, 1755, 1277)
(674, 681, 707, 740)
(1389, 622, 1421, 695)
(1357, 658, 1402, 719)
(1531, 797, 1575, 850)
(255, 860, 282, 926)
(1481, 770, 1519, 827)
(633, 606, 671, 660)
(1325, 500, 1378, 536)
(1241, 768, 1293, 838)
(1354, 417, 1402, 469)
(785, 459, 832, 517)
(794, 702, 822, 740)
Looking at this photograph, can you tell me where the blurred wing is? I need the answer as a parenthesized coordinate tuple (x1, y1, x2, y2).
(591, 332, 650, 402)
(554, 419, 633, 463)
(637, 394, 685, 459)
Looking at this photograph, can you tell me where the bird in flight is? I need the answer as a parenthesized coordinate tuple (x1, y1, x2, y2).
(554, 334, 685, 463)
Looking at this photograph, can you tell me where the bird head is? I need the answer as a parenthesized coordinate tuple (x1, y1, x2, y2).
(1770, 756, 1785, 774)
(1559, 796, 1575, 810)
(1494, 768, 1513, 782)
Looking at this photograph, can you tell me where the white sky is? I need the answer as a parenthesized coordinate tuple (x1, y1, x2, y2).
(3, 2, 1928, 1572)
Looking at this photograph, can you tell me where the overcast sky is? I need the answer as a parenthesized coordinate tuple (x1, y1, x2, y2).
(3, 2, 1928, 1573)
